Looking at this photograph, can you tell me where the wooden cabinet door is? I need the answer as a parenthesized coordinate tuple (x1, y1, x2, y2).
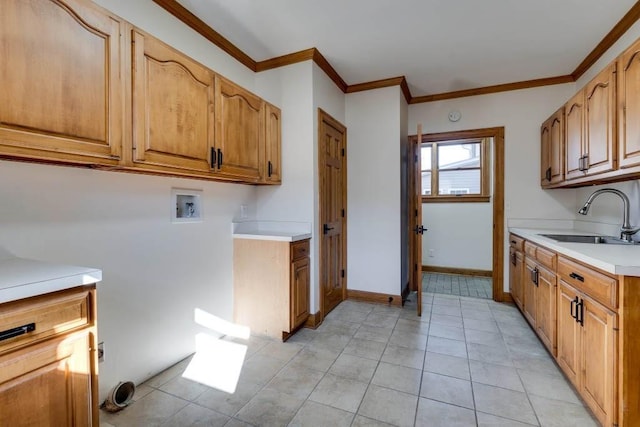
(509, 248, 524, 310)
(618, 38, 640, 169)
(132, 29, 215, 173)
(549, 108, 565, 185)
(264, 103, 282, 184)
(540, 117, 552, 187)
(290, 257, 310, 330)
(584, 63, 617, 176)
(535, 265, 557, 355)
(0, 331, 94, 427)
(565, 91, 586, 180)
(580, 296, 617, 427)
(215, 76, 265, 181)
(523, 258, 537, 327)
(0, 0, 124, 165)
(557, 281, 581, 388)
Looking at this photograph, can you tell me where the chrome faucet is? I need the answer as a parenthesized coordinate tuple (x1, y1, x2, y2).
(578, 188, 640, 242)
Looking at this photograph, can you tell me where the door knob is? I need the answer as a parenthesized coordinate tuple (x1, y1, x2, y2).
(323, 224, 334, 234)
(415, 225, 427, 234)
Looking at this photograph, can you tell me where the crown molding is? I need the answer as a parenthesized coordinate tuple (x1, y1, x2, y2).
(152, 0, 640, 103)
(152, 0, 256, 71)
(410, 75, 575, 104)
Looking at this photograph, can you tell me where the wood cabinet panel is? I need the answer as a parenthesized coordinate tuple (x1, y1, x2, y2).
(618, 38, 640, 169)
(558, 256, 617, 310)
(132, 29, 215, 173)
(581, 296, 617, 427)
(290, 257, 310, 330)
(264, 103, 282, 184)
(0, 330, 94, 427)
(509, 234, 524, 252)
(565, 91, 586, 181)
(535, 264, 556, 355)
(584, 63, 617, 176)
(557, 281, 581, 388)
(523, 257, 537, 327)
(509, 248, 524, 310)
(541, 108, 564, 187)
(215, 76, 265, 181)
(0, 0, 124, 165)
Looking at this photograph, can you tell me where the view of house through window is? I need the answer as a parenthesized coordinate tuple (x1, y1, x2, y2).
(421, 138, 491, 202)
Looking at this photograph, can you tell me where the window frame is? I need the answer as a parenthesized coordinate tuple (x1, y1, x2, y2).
(419, 137, 491, 203)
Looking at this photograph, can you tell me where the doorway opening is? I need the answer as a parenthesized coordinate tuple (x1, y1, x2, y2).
(409, 127, 505, 302)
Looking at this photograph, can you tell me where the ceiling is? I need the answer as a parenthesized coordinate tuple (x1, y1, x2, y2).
(175, 0, 638, 97)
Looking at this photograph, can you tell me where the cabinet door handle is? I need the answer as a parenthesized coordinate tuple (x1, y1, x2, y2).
(0, 323, 35, 342)
(570, 297, 577, 320)
(268, 161, 273, 177)
(576, 298, 584, 326)
(510, 240, 516, 245)
(217, 149, 223, 167)
(531, 267, 539, 286)
(511, 253, 516, 266)
(569, 272, 584, 282)
(545, 167, 551, 181)
(210, 147, 217, 167)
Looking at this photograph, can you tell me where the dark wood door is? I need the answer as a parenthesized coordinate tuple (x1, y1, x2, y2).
(413, 127, 424, 315)
(319, 110, 347, 316)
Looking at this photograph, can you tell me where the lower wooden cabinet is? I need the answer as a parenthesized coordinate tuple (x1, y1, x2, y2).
(535, 264, 557, 355)
(523, 257, 538, 327)
(0, 286, 98, 427)
(509, 247, 524, 310)
(234, 238, 310, 339)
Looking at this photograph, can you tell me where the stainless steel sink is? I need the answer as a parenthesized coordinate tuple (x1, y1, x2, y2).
(539, 234, 638, 245)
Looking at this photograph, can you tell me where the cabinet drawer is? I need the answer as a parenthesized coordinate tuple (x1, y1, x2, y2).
(509, 234, 524, 252)
(291, 239, 310, 261)
(524, 241, 537, 258)
(558, 257, 617, 309)
(0, 288, 92, 354)
(535, 246, 557, 270)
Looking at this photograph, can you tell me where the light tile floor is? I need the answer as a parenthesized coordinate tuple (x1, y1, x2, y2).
(100, 293, 597, 427)
(423, 273, 493, 299)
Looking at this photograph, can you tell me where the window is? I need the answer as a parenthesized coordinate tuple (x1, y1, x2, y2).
(420, 138, 491, 203)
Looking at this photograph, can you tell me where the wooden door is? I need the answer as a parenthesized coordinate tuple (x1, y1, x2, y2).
(565, 91, 585, 180)
(132, 29, 215, 173)
(557, 281, 581, 388)
(215, 76, 264, 181)
(580, 295, 617, 427)
(264, 103, 282, 184)
(290, 257, 310, 330)
(584, 63, 617, 176)
(540, 117, 551, 186)
(535, 265, 557, 355)
(618, 38, 640, 169)
(0, 0, 124, 165)
(509, 248, 524, 310)
(549, 108, 565, 185)
(523, 258, 537, 327)
(318, 110, 347, 316)
(0, 331, 93, 427)
(414, 127, 424, 315)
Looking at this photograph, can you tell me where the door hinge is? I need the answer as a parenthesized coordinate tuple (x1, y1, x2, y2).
(341, 269, 345, 278)
(415, 209, 418, 217)
(341, 148, 345, 157)
(415, 154, 418, 162)
(341, 209, 345, 218)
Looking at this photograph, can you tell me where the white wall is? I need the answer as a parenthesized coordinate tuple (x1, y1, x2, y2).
(409, 84, 578, 289)
(0, 161, 254, 400)
(346, 87, 403, 296)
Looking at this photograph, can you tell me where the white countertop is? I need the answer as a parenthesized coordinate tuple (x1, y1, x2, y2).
(232, 220, 312, 242)
(509, 227, 640, 276)
(0, 254, 102, 304)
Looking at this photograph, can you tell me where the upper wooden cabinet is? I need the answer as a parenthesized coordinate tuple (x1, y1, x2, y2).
(541, 107, 564, 187)
(618, 38, 640, 169)
(584, 63, 617, 176)
(0, 0, 125, 165)
(214, 76, 265, 182)
(131, 29, 215, 174)
(264, 103, 282, 184)
(565, 64, 617, 182)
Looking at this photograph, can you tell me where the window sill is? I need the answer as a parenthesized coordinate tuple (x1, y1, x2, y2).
(422, 196, 490, 203)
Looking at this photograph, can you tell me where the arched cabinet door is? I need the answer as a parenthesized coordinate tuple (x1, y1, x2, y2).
(131, 28, 215, 174)
(618, 38, 640, 169)
(584, 63, 616, 176)
(0, 0, 125, 165)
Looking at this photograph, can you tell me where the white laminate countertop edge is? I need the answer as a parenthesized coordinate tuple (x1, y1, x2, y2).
(232, 231, 312, 242)
(509, 227, 640, 277)
(0, 257, 102, 304)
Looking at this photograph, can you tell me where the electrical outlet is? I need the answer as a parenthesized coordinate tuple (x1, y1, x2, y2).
(428, 249, 435, 257)
(98, 342, 105, 362)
